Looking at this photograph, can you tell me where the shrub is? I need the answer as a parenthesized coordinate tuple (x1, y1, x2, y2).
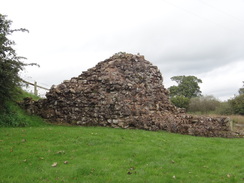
(170, 95, 190, 109)
(188, 95, 220, 114)
(214, 101, 233, 115)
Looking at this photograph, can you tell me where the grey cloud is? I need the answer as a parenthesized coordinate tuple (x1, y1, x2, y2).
(2, 0, 244, 100)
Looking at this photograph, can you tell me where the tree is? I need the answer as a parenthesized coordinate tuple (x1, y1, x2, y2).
(168, 75, 202, 109)
(229, 94, 244, 115)
(0, 14, 36, 109)
(169, 75, 202, 98)
(227, 82, 244, 115)
(239, 81, 244, 95)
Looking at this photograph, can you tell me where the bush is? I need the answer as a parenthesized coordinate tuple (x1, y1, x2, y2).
(170, 95, 190, 109)
(214, 101, 233, 115)
(229, 94, 244, 115)
(188, 95, 220, 114)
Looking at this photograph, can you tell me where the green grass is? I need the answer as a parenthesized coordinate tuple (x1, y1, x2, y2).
(0, 100, 48, 127)
(0, 126, 243, 183)
(16, 89, 41, 101)
(0, 90, 47, 127)
(1, 91, 243, 182)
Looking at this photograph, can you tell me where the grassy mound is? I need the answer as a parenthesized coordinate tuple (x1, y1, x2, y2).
(0, 90, 47, 127)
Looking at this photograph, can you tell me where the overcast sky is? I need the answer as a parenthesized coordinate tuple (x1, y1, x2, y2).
(1, 0, 244, 100)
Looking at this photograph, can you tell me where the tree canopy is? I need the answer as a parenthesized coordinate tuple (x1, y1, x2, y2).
(169, 75, 202, 98)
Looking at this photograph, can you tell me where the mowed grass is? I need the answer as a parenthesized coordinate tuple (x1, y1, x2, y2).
(0, 126, 243, 183)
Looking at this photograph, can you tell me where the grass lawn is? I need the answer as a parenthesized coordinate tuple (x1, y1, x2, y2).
(0, 126, 243, 183)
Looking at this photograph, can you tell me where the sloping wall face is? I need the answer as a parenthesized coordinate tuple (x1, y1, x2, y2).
(21, 53, 235, 137)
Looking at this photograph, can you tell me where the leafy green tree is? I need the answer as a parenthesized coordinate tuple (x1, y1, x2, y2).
(228, 85, 244, 115)
(0, 14, 36, 110)
(229, 94, 244, 115)
(221, 82, 244, 115)
(168, 75, 202, 108)
(169, 75, 202, 98)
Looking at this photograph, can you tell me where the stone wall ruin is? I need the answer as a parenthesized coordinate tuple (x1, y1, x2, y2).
(22, 53, 236, 137)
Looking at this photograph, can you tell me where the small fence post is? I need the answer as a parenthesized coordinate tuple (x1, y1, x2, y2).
(230, 120, 233, 131)
(21, 79, 49, 96)
(34, 81, 38, 96)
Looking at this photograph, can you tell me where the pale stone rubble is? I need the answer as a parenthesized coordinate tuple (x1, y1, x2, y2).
(21, 52, 236, 137)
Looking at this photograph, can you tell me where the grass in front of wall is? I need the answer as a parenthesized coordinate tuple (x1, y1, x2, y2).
(0, 90, 47, 127)
(0, 126, 243, 183)
(0, 100, 49, 127)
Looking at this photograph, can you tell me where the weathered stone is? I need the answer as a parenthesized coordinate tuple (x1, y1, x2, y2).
(20, 52, 237, 137)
